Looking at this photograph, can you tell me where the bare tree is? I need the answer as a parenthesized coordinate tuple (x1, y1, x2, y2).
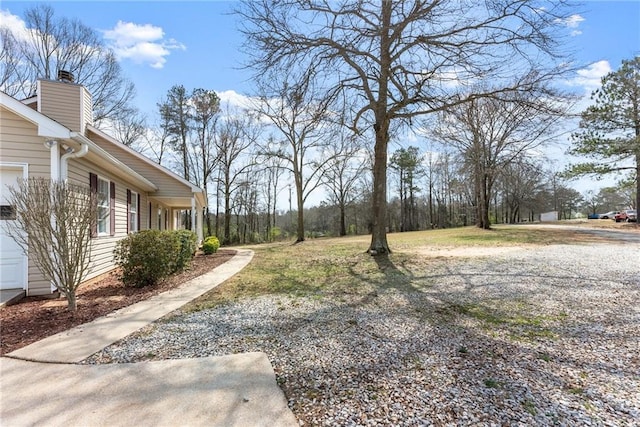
(3, 178, 96, 311)
(0, 27, 32, 94)
(432, 87, 569, 229)
(215, 105, 260, 244)
(259, 149, 287, 241)
(191, 88, 221, 236)
(253, 68, 336, 242)
(1, 4, 136, 125)
(110, 108, 147, 148)
(232, 166, 261, 244)
(237, 0, 576, 254)
(321, 133, 368, 236)
(142, 112, 171, 165)
(499, 159, 545, 223)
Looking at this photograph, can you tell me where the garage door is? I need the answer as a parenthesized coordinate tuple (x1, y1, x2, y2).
(0, 166, 27, 290)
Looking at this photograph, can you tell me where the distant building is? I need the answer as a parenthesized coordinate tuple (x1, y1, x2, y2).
(540, 211, 558, 222)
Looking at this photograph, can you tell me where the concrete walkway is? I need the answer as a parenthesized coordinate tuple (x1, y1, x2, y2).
(8, 249, 254, 363)
(1, 249, 298, 427)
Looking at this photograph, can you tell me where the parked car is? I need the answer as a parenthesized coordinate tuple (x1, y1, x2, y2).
(615, 209, 637, 222)
(599, 211, 619, 219)
(587, 213, 600, 219)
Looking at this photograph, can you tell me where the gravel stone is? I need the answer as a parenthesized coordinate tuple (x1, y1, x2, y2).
(85, 241, 640, 426)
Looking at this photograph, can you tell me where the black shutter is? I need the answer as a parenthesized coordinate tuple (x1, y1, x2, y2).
(89, 173, 97, 237)
(137, 193, 141, 231)
(126, 189, 131, 233)
(110, 182, 116, 236)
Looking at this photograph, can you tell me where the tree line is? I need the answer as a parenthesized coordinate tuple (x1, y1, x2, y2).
(2, 3, 638, 253)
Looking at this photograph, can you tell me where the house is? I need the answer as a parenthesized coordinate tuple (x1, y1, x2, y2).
(0, 74, 205, 298)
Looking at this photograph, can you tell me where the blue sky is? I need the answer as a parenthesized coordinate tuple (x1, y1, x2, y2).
(2, 1, 252, 112)
(3, 1, 638, 113)
(2, 1, 639, 197)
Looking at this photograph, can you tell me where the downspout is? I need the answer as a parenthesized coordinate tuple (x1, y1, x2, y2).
(44, 140, 60, 294)
(60, 132, 90, 181)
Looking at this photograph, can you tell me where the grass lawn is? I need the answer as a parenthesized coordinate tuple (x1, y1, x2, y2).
(100, 223, 638, 425)
(184, 224, 614, 312)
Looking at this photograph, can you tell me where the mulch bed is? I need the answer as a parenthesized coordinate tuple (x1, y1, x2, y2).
(0, 249, 236, 356)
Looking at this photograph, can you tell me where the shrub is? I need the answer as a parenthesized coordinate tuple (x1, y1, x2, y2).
(203, 236, 220, 254)
(173, 230, 197, 272)
(114, 230, 181, 287)
(270, 226, 282, 240)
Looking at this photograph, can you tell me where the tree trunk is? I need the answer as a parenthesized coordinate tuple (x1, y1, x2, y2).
(476, 173, 491, 230)
(635, 153, 640, 221)
(203, 183, 212, 238)
(296, 181, 305, 242)
(369, 121, 390, 254)
(399, 169, 405, 232)
(215, 179, 220, 238)
(339, 201, 347, 236)
(474, 166, 483, 228)
(266, 209, 271, 241)
(205, 206, 212, 237)
(66, 291, 77, 312)
(182, 144, 189, 181)
(428, 182, 434, 229)
(368, 0, 392, 255)
(224, 190, 231, 244)
(409, 179, 415, 231)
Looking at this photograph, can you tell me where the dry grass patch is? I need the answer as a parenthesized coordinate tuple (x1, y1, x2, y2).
(183, 224, 617, 313)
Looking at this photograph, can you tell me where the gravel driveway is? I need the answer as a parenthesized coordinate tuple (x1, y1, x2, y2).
(87, 230, 640, 426)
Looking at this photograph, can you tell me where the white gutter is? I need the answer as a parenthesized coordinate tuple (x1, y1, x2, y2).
(60, 133, 90, 180)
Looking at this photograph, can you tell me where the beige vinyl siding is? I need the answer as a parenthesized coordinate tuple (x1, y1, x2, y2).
(0, 108, 51, 178)
(1, 107, 53, 295)
(27, 260, 51, 296)
(67, 158, 152, 281)
(82, 90, 93, 129)
(88, 131, 195, 199)
(38, 80, 91, 133)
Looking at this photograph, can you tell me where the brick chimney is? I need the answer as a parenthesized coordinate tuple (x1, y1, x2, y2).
(36, 71, 94, 134)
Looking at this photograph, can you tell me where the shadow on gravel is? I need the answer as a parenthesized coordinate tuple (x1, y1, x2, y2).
(88, 247, 639, 425)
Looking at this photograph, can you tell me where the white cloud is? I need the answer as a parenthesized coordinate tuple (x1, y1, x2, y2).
(117, 42, 170, 69)
(566, 60, 612, 93)
(103, 21, 163, 46)
(0, 10, 33, 41)
(217, 90, 256, 110)
(555, 14, 585, 36)
(563, 14, 585, 29)
(0, 10, 31, 41)
(103, 21, 185, 69)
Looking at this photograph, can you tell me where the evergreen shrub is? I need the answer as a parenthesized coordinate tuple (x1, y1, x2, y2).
(114, 229, 181, 287)
(203, 236, 220, 254)
(173, 230, 197, 272)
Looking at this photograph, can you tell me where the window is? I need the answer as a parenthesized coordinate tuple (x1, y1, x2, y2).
(97, 177, 110, 235)
(0, 205, 16, 220)
(128, 190, 138, 233)
(90, 173, 114, 237)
